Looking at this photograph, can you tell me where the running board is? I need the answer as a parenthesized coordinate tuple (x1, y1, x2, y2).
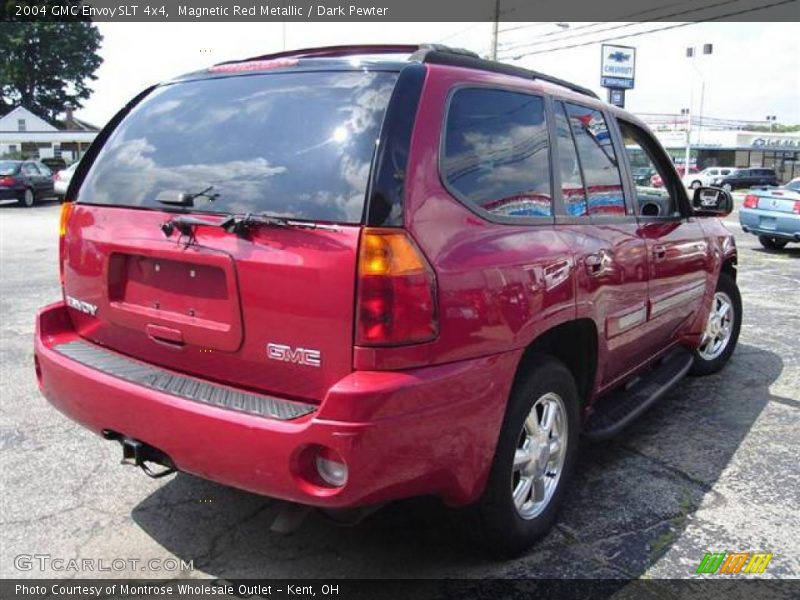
(582, 348, 693, 440)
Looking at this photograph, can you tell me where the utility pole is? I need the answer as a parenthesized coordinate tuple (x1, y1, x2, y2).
(490, 0, 500, 60)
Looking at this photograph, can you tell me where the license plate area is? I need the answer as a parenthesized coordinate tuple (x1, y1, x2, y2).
(105, 246, 243, 352)
(759, 216, 777, 230)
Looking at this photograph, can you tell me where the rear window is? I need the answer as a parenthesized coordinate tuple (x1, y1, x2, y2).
(0, 161, 19, 176)
(77, 71, 398, 223)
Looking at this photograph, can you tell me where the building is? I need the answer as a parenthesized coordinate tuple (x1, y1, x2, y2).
(637, 114, 800, 182)
(0, 106, 99, 164)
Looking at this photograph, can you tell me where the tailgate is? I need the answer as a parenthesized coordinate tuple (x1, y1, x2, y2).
(63, 205, 360, 402)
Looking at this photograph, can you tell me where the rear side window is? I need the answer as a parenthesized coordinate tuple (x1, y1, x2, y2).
(562, 103, 625, 216)
(442, 88, 551, 218)
(77, 71, 398, 223)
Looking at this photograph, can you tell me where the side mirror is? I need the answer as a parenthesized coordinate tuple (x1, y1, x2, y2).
(692, 186, 733, 216)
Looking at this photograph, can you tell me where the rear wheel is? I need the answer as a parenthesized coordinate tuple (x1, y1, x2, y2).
(722, 183, 732, 192)
(466, 356, 579, 556)
(19, 188, 34, 208)
(758, 236, 788, 250)
(691, 273, 741, 376)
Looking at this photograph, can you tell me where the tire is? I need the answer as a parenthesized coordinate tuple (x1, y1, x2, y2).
(759, 236, 788, 250)
(691, 273, 742, 376)
(465, 356, 580, 556)
(19, 188, 34, 208)
(690, 180, 702, 189)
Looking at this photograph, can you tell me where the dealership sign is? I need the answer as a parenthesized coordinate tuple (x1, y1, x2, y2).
(601, 45, 635, 89)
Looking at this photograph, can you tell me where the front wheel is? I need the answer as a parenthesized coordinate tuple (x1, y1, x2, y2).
(466, 356, 579, 556)
(691, 273, 742, 376)
(690, 180, 702, 189)
(759, 236, 788, 250)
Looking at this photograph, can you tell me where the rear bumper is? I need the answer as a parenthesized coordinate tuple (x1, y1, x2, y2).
(35, 302, 519, 508)
(740, 208, 800, 240)
(0, 187, 21, 201)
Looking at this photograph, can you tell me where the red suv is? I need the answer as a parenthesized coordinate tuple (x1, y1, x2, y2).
(35, 45, 741, 554)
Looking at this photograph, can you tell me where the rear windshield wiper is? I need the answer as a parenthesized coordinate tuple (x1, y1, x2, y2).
(161, 212, 339, 240)
(220, 213, 341, 236)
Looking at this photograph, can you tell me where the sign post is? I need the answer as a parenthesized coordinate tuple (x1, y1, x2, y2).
(600, 44, 635, 108)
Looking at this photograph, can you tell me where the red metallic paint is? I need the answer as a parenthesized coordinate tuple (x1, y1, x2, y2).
(35, 59, 737, 510)
(36, 301, 519, 507)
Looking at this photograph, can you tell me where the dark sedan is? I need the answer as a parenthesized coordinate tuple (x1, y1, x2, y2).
(712, 167, 779, 192)
(0, 160, 56, 207)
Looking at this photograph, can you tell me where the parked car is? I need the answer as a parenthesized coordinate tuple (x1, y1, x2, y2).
(683, 166, 736, 189)
(712, 167, 779, 191)
(34, 44, 741, 555)
(40, 157, 67, 172)
(0, 160, 55, 207)
(739, 177, 800, 249)
(632, 166, 656, 186)
(53, 162, 79, 200)
(651, 165, 698, 188)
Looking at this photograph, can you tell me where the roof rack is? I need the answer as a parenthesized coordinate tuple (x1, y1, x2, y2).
(215, 43, 598, 100)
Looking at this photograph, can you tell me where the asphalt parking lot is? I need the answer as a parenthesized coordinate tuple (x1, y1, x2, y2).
(1, 198, 798, 581)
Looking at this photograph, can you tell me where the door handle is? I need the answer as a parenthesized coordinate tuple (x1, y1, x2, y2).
(652, 245, 667, 262)
(146, 324, 185, 349)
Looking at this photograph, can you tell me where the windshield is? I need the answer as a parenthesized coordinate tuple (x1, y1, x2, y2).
(77, 70, 398, 223)
(0, 161, 20, 176)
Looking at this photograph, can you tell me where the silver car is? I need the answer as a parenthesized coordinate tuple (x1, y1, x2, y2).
(53, 162, 79, 199)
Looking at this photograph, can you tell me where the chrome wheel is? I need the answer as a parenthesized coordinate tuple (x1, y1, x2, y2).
(23, 189, 34, 207)
(722, 183, 732, 192)
(511, 392, 567, 520)
(691, 181, 701, 189)
(698, 291, 734, 361)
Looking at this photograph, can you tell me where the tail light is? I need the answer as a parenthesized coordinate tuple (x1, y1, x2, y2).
(0, 176, 17, 187)
(793, 201, 800, 215)
(355, 228, 438, 346)
(58, 202, 73, 287)
(743, 194, 759, 209)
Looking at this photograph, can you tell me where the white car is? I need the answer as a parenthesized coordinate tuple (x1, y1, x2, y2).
(683, 167, 737, 189)
(53, 162, 78, 199)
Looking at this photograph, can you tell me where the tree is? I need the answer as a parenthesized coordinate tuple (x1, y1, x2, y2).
(0, 19, 103, 122)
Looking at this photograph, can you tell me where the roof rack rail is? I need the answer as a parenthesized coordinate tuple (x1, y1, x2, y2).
(213, 43, 597, 100)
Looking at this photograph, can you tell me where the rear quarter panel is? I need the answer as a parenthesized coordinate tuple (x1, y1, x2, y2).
(358, 65, 578, 371)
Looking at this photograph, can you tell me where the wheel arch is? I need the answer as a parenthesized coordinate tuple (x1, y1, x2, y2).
(513, 319, 598, 405)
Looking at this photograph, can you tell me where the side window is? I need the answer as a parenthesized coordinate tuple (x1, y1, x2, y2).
(563, 103, 625, 216)
(554, 102, 587, 216)
(442, 88, 552, 218)
(23, 163, 40, 175)
(618, 120, 681, 218)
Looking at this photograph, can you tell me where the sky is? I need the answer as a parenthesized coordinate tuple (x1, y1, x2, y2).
(75, 21, 800, 127)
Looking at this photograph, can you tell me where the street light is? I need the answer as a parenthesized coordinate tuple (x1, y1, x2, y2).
(766, 115, 777, 133)
(684, 43, 713, 173)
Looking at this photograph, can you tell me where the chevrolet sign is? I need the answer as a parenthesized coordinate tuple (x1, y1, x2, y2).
(601, 44, 635, 89)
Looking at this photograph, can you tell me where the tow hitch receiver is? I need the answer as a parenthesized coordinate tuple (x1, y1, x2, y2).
(103, 430, 177, 479)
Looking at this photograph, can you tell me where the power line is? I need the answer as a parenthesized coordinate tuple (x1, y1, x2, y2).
(499, 0, 747, 54)
(437, 22, 487, 44)
(501, 0, 797, 58)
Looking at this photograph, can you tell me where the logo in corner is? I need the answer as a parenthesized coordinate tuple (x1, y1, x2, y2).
(696, 551, 773, 575)
(267, 343, 321, 368)
(66, 295, 98, 317)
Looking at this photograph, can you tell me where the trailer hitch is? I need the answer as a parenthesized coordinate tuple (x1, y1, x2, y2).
(103, 430, 177, 479)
